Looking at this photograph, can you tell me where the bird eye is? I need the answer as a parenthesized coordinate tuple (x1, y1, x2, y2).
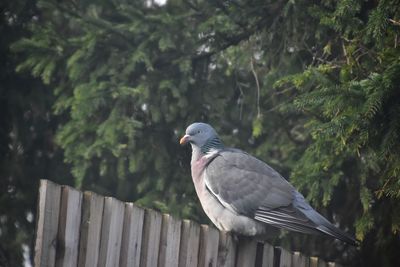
(197, 130, 201, 134)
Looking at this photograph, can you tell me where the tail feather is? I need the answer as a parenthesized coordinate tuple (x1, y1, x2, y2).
(254, 213, 321, 235)
(317, 223, 357, 246)
(298, 204, 357, 246)
(294, 191, 357, 245)
(254, 200, 357, 245)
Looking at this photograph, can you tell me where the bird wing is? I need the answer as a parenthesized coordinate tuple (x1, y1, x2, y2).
(204, 148, 320, 234)
(204, 148, 357, 245)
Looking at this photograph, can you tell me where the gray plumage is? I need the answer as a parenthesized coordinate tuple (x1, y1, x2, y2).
(180, 122, 356, 245)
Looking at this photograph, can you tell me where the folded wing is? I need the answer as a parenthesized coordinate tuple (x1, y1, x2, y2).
(204, 148, 356, 245)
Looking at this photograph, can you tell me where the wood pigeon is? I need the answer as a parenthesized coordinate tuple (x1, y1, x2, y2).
(180, 122, 356, 245)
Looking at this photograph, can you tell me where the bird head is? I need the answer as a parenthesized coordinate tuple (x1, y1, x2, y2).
(180, 122, 219, 148)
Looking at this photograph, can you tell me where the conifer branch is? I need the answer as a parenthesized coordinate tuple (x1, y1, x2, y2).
(192, 0, 286, 61)
(53, 3, 134, 47)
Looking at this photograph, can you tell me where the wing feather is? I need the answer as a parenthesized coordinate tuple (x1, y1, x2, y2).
(204, 148, 356, 245)
(205, 148, 294, 215)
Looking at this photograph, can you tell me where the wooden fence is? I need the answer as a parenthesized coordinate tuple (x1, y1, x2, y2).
(34, 179, 343, 267)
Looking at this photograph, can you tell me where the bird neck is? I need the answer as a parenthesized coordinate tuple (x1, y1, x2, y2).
(190, 145, 203, 164)
(190, 137, 224, 164)
(200, 137, 224, 154)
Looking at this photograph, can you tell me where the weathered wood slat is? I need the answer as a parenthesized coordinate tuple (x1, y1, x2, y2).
(140, 209, 163, 267)
(158, 214, 182, 267)
(318, 258, 328, 267)
(198, 224, 220, 267)
(55, 186, 83, 267)
(34, 180, 62, 267)
(261, 242, 274, 267)
(310, 256, 319, 267)
(236, 238, 258, 267)
(178, 219, 200, 267)
(217, 231, 236, 267)
(119, 203, 145, 267)
(77, 191, 104, 267)
(98, 197, 125, 267)
(279, 248, 292, 267)
(292, 251, 310, 267)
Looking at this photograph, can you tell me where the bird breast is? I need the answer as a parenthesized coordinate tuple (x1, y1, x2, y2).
(191, 156, 266, 236)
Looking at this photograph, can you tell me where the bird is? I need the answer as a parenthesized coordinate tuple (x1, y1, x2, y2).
(180, 122, 356, 245)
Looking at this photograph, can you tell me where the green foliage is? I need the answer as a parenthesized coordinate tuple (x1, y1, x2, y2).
(8, 0, 400, 266)
(0, 0, 73, 265)
(274, 3, 400, 243)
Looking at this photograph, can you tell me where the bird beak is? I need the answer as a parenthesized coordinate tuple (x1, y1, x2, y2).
(180, 134, 190, 145)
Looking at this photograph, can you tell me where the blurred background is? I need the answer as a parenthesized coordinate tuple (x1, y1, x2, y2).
(1, 0, 400, 266)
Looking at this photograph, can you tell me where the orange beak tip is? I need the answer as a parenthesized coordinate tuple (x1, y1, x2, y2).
(180, 135, 190, 145)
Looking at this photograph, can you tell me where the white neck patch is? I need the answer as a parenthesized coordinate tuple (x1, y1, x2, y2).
(204, 148, 219, 159)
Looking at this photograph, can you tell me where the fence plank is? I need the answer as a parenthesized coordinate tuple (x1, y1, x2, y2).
(34, 180, 62, 267)
(178, 219, 200, 267)
(140, 209, 163, 267)
(198, 225, 220, 267)
(318, 258, 328, 267)
(309, 256, 329, 267)
(310, 257, 319, 267)
(261, 242, 274, 267)
(55, 186, 83, 267)
(119, 203, 145, 267)
(158, 214, 182, 267)
(292, 251, 310, 267)
(279, 248, 292, 267)
(236, 238, 257, 267)
(77, 191, 104, 267)
(98, 197, 125, 267)
(217, 231, 236, 267)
